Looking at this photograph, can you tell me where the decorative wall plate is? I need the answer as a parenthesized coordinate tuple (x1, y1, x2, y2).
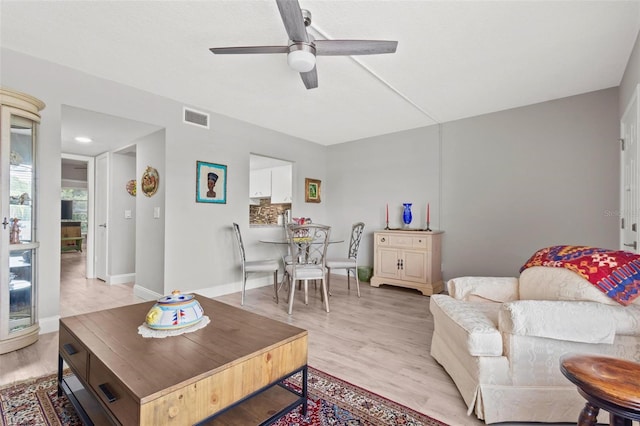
(141, 166, 159, 197)
(126, 179, 136, 196)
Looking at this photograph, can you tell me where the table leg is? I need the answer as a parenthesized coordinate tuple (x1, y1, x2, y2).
(610, 414, 633, 426)
(57, 355, 63, 397)
(578, 402, 599, 426)
(302, 365, 308, 417)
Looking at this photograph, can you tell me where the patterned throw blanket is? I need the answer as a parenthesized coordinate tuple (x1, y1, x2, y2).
(520, 245, 640, 306)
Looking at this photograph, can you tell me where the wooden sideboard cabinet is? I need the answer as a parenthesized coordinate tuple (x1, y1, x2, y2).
(370, 230, 443, 296)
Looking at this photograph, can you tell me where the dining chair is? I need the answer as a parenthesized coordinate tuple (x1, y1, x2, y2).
(232, 223, 280, 305)
(326, 222, 365, 297)
(284, 223, 331, 315)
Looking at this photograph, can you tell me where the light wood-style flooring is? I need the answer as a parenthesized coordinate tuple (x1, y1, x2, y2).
(0, 251, 573, 426)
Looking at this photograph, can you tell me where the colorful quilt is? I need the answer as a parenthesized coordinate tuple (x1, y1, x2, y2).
(520, 245, 640, 306)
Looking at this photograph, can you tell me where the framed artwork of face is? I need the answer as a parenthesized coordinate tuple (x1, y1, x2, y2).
(196, 161, 227, 204)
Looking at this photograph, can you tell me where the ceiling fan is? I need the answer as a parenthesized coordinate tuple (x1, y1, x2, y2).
(209, 0, 398, 90)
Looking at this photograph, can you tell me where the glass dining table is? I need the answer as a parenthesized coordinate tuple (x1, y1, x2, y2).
(259, 237, 344, 245)
(259, 236, 344, 264)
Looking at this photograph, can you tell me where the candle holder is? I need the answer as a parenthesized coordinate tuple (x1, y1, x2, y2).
(425, 221, 432, 232)
(385, 203, 390, 229)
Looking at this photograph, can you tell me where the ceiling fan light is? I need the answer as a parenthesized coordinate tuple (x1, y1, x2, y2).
(287, 48, 315, 73)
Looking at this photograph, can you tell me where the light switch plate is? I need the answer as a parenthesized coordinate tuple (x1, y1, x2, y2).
(154, 207, 160, 219)
(124, 210, 132, 219)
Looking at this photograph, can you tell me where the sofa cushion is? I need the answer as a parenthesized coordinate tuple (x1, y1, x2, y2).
(499, 300, 616, 344)
(447, 276, 519, 303)
(430, 295, 503, 356)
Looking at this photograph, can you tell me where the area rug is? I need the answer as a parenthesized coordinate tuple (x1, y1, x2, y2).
(0, 367, 446, 425)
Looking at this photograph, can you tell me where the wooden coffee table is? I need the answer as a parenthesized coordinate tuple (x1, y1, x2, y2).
(58, 295, 308, 425)
(560, 354, 640, 425)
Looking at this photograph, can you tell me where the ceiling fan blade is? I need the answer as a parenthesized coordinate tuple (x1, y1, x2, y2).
(300, 67, 318, 89)
(210, 46, 289, 55)
(314, 40, 398, 56)
(276, 0, 309, 43)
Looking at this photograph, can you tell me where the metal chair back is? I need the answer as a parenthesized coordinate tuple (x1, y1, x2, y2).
(347, 222, 365, 260)
(232, 222, 246, 263)
(285, 224, 331, 268)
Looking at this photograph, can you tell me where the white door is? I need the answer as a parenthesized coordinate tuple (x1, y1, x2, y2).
(95, 153, 109, 281)
(621, 85, 639, 252)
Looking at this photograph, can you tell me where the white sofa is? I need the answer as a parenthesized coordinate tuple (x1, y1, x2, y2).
(430, 267, 640, 424)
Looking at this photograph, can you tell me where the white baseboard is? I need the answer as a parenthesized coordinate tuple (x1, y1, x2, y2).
(133, 285, 163, 301)
(108, 273, 136, 285)
(39, 315, 61, 334)
(196, 277, 273, 299)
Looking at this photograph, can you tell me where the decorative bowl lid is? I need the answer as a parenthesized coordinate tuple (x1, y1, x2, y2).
(145, 290, 204, 330)
(157, 291, 195, 305)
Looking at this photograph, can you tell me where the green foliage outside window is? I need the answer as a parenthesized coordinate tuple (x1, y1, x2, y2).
(61, 188, 88, 234)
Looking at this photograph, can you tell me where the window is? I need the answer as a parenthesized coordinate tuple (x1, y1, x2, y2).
(61, 188, 88, 234)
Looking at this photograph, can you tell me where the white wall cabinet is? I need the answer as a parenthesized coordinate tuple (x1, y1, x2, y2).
(370, 230, 443, 296)
(249, 168, 271, 198)
(271, 165, 292, 203)
(0, 88, 45, 354)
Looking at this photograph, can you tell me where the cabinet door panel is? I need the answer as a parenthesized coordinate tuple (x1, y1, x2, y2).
(270, 165, 292, 203)
(376, 248, 400, 279)
(402, 250, 427, 283)
(249, 169, 271, 197)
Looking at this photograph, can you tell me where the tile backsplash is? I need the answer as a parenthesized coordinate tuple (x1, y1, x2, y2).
(249, 199, 291, 226)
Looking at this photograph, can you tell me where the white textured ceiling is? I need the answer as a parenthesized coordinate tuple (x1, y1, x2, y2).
(2, 0, 639, 148)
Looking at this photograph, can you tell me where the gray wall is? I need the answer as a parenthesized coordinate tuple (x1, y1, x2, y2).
(61, 162, 88, 182)
(135, 131, 165, 296)
(441, 89, 619, 277)
(327, 88, 620, 279)
(109, 153, 136, 277)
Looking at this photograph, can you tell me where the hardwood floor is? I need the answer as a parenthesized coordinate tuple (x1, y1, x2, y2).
(0, 251, 143, 388)
(0, 252, 571, 426)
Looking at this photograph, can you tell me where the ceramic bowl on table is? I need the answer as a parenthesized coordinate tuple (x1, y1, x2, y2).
(145, 291, 204, 330)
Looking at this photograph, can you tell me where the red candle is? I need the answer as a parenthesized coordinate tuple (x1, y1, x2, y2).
(386, 204, 389, 222)
(427, 203, 430, 223)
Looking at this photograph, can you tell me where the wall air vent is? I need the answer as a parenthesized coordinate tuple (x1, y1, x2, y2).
(183, 107, 210, 129)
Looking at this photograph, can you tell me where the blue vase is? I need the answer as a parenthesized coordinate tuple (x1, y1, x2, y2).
(402, 203, 413, 226)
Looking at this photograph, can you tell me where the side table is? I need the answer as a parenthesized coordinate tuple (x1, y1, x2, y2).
(560, 354, 640, 426)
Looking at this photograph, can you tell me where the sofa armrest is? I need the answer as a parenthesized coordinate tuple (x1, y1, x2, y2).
(607, 304, 640, 335)
(499, 300, 616, 344)
(430, 295, 503, 356)
(447, 276, 519, 303)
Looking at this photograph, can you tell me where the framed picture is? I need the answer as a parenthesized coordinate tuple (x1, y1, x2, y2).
(196, 161, 227, 204)
(305, 178, 321, 203)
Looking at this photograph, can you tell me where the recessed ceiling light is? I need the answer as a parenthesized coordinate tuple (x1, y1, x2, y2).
(74, 136, 92, 143)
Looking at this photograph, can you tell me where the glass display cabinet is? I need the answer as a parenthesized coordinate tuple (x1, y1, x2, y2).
(0, 88, 45, 354)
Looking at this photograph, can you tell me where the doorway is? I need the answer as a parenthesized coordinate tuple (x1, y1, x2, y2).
(620, 84, 640, 252)
(61, 154, 94, 278)
(60, 106, 160, 286)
